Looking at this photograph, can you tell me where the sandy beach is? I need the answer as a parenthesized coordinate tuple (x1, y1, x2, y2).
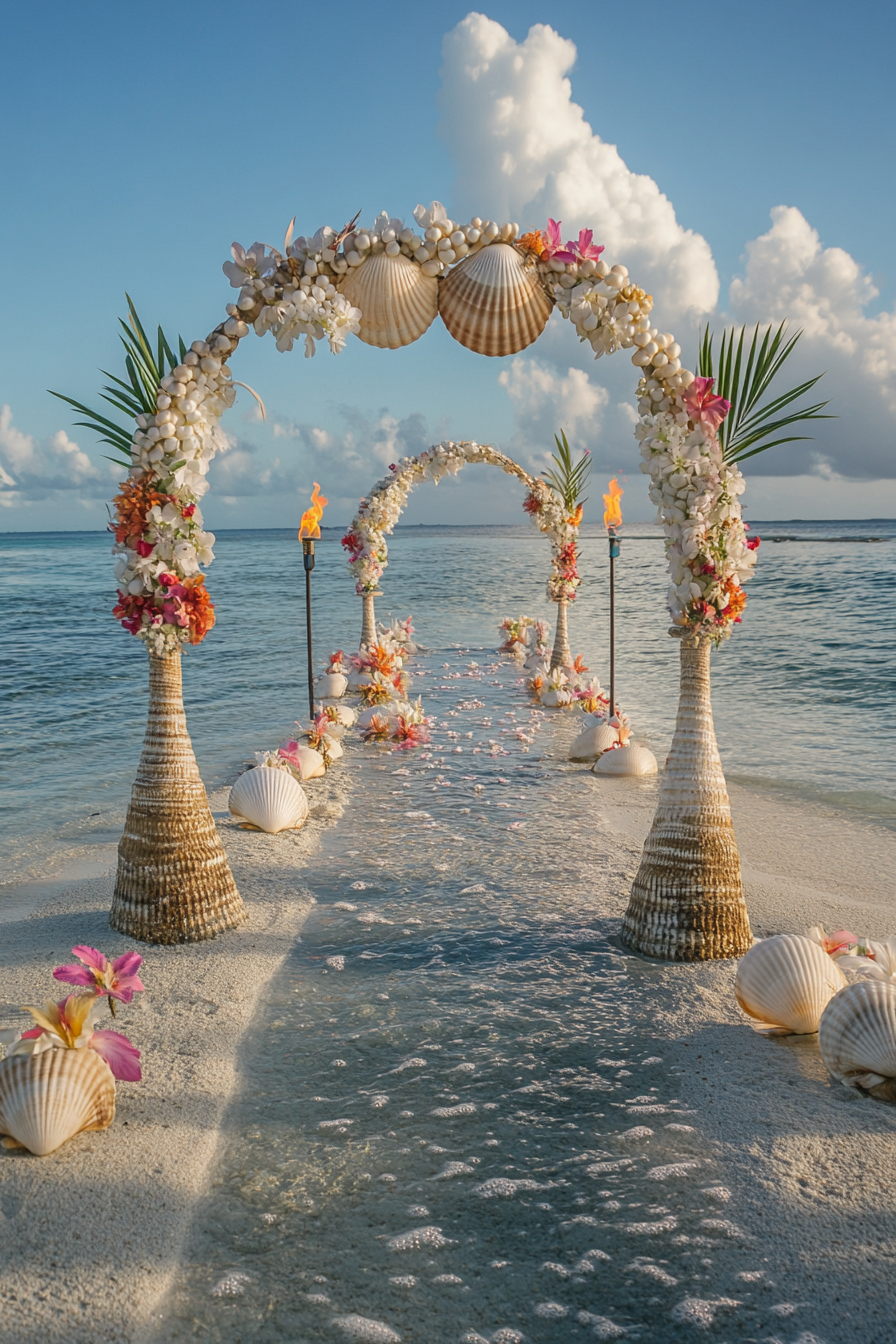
(2, 702, 894, 1344)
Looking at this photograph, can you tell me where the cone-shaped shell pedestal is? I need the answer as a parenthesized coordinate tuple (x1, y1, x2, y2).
(360, 591, 381, 648)
(621, 630, 751, 961)
(110, 649, 246, 944)
(549, 597, 571, 670)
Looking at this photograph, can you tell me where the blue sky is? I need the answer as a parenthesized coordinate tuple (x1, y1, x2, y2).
(1, 0, 894, 529)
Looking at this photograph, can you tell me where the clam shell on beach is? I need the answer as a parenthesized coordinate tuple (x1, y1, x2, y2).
(735, 933, 846, 1035)
(339, 251, 439, 349)
(819, 979, 896, 1096)
(569, 722, 619, 761)
(591, 744, 657, 776)
(0, 1047, 116, 1156)
(229, 766, 310, 832)
(439, 243, 553, 357)
(317, 671, 348, 699)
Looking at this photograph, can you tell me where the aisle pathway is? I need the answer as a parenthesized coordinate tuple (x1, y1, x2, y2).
(154, 646, 790, 1343)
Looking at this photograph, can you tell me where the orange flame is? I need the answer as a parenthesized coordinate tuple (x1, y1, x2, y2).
(299, 482, 328, 539)
(603, 478, 623, 530)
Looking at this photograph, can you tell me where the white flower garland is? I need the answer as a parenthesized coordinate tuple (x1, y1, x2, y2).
(340, 441, 575, 598)
(109, 203, 757, 654)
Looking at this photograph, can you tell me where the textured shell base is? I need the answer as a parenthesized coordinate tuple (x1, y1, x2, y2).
(622, 636, 752, 961)
(819, 980, 896, 1095)
(339, 251, 439, 349)
(110, 651, 246, 945)
(0, 1049, 116, 1156)
(736, 934, 846, 1035)
(229, 766, 309, 834)
(439, 243, 553, 357)
(592, 744, 657, 776)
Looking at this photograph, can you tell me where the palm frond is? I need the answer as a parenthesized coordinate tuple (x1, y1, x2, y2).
(542, 429, 591, 511)
(697, 322, 834, 463)
(49, 295, 184, 472)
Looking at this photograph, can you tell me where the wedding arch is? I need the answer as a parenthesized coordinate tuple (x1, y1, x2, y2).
(342, 440, 583, 666)
(98, 200, 759, 961)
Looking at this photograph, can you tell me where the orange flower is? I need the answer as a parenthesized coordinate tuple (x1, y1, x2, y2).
(182, 576, 215, 644)
(517, 230, 546, 258)
(569, 504, 584, 528)
(111, 477, 169, 547)
(720, 580, 747, 622)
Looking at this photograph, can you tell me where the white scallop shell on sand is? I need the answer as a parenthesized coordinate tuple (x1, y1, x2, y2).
(569, 723, 619, 761)
(540, 688, 574, 708)
(357, 704, 400, 731)
(323, 736, 344, 762)
(317, 671, 348, 699)
(229, 766, 310, 832)
(592, 744, 657, 776)
(294, 746, 326, 779)
(819, 980, 896, 1095)
(735, 933, 846, 1035)
(0, 1047, 116, 1156)
(439, 243, 553, 357)
(339, 250, 439, 349)
(327, 704, 356, 728)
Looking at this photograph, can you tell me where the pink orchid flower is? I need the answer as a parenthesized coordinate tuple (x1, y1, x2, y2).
(541, 218, 571, 261)
(566, 228, 605, 263)
(4, 993, 142, 1082)
(54, 945, 144, 1017)
(682, 377, 732, 435)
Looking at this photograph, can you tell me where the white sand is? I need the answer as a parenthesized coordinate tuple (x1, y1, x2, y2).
(0, 768, 350, 1344)
(2, 761, 894, 1343)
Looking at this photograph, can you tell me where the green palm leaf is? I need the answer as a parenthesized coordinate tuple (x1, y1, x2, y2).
(697, 322, 833, 464)
(542, 429, 592, 512)
(49, 294, 184, 469)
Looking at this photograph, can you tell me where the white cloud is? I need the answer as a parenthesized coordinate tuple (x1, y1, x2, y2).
(497, 358, 608, 471)
(727, 206, 896, 479)
(0, 405, 113, 507)
(439, 13, 719, 322)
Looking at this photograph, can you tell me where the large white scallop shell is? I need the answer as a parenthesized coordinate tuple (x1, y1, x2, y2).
(735, 933, 846, 1035)
(591, 744, 658, 777)
(229, 766, 310, 832)
(0, 1047, 116, 1156)
(357, 704, 400, 731)
(339, 251, 439, 349)
(569, 723, 619, 761)
(819, 980, 896, 1093)
(439, 243, 553, 357)
(317, 672, 348, 699)
(541, 687, 574, 708)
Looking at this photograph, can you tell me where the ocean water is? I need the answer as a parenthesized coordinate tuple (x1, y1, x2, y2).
(0, 520, 893, 892)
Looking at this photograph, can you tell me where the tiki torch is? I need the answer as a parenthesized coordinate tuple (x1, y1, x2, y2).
(603, 478, 624, 719)
(298, 483, 328, 720)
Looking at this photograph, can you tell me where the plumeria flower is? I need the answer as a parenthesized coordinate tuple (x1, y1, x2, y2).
(223, 241, 277, 288)
(54, 945, 144, 1017)
(839, 935, 896, 981)
(0, 993, 141, 1082)
(806, 925, 858, 959)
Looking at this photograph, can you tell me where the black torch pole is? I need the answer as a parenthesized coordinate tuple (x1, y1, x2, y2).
(608, 527, 620, 718)
(302, 539, 316, 721)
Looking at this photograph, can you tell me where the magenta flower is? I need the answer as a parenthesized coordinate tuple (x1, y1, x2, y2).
(541, 218, 572, 261)
(682, 377, 732, 435)
(90, 1029, 143, 1082)
(53, 945, 144, 1017)
(567, 228, 605, 263)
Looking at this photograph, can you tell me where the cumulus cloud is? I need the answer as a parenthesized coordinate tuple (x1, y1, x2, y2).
(0, 405, 115, 507)
(727, 206, 896, 479)
(439, 13, 719, 322)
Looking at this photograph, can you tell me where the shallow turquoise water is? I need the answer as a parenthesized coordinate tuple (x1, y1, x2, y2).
(1, 521, 893, 889)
